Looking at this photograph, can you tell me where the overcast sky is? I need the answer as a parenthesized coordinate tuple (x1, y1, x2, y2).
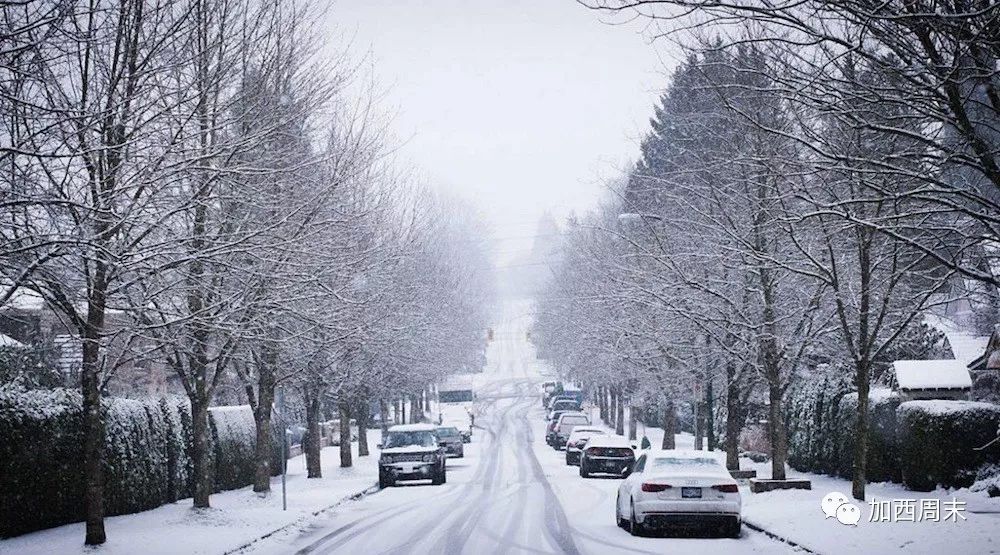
(329, 1, 674, 263)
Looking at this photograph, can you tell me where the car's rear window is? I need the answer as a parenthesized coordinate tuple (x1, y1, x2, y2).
(651, 457, 720, 468)
(436, 427, 460, 437)
(560, 416, 589, 425)
(587, 447, 633, 457)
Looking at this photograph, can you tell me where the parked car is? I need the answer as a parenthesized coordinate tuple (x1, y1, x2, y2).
(565, 426, 605, 465)
(546, 394, 580, 410)
(579, 435, 635, 478)
(562, 384, 585, 404)
(548, 412, 591, 449)
(378, 424, 447, 488)
(615, 450, 741, 538)
(434, 425, 465, 458)
(541, 380, 563, 407)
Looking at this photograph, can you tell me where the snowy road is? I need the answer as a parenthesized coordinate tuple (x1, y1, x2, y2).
(251, 303, 797, 555)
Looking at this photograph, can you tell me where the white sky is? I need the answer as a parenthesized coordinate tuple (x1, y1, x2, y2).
(328, 1, 675, 263)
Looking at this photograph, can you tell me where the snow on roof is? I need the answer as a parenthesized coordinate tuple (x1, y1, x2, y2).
(893, 359, 972, 390)
(0, 333, 24, 348)
(387, 423, 438, 432)
(924, 314, 989, 365)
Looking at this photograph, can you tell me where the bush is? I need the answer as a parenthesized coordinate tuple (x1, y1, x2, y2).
(786, 375, 900, 482)
(897, 400, 1000, 491)
(0, 386, 277, 538)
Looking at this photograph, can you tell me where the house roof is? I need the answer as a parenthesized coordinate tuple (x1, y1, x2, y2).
(924, 314, 989, 366)
(0, 333, 24, 348)
(893, 359, 972, 390)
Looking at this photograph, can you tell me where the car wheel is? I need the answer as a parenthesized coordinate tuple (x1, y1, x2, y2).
(629, 501, 645, 537)
(579, 460, 590, 478)
(615, 493, 628, 529)
(565, 452, 572, 465)
(726, 518, 741, 538)
(378, 469, 394, 489)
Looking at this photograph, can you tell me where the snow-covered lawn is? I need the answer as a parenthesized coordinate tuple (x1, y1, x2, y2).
(0, 435, 382, 555)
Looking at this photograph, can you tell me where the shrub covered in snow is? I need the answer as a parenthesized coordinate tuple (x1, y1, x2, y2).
(0, 386, 277, 538)
(785, 376, 901, 482)
(897, 400, 1000, 491)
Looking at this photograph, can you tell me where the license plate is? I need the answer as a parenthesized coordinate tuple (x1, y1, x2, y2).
(682, 487, 702, 499)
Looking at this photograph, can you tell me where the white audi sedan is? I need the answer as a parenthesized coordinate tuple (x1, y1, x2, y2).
(616, 450, 741, 538)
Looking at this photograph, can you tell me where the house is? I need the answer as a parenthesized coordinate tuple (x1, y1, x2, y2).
(967, 324, 1000, 402)
(892, 359, 972, 401)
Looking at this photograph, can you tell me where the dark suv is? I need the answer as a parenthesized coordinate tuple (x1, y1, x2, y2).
(434, 425, 465, 458)
(378, 424, 447, 487)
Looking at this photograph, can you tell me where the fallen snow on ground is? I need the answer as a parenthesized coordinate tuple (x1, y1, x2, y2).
(579, 403, 1000, 554)
(0, 437, 382, 555)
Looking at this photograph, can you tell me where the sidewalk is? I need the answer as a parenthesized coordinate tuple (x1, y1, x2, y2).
(0, 436, 381, 555)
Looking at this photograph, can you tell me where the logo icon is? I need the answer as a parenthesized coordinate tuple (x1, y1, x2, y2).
(822, 491, 861, 526)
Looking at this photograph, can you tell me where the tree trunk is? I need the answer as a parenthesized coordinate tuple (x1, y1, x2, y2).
(768, 384, 787, 481)
(252, 348, 277, 493)
(725, 368, 742, 470)
(305, 387, 322, 478)
(397, 398, 405, 425)
(852, 231, 873, 501)
(661, 399, 676, 449)
(598, 386, 607, 423)
(81, 304, 106, 545)
(706, 377, 716, 451)
(357, 400, 369, 457)
(614, 388, 624, 435)
(628, 404, 637, 441)
(694, 398, 704, 450)
(339, 401, 352, 468)
(853, 365, 870, 500)
(191, 397, 213, 508)
(379, 398, 390, 435)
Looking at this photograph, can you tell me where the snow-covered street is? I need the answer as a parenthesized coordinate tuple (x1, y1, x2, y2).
(244, 303, 795, 555)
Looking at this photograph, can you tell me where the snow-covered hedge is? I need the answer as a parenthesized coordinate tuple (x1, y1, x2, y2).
(0, 387, 277, 538)
(786, 377, 901, 482)
(897, 400, 1000, 491)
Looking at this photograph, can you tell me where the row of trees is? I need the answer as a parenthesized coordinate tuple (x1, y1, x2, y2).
(1, 0, 491, 545)
(537, 1, 998, 501)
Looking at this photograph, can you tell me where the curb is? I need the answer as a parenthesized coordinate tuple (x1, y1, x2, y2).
(743, 518, 819, 554)
(223, 482, 381, 554)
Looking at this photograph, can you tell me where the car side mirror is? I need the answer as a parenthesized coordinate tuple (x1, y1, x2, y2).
(630, 443, 638, 450)
(376, 443, 383, 449)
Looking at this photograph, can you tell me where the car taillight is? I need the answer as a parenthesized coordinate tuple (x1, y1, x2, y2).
(712, 484, 739, 493)
(641, 483, 671, 492)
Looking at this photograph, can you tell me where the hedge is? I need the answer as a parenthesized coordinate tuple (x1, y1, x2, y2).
(897, 401, 1000, 491)
(0, 387, 280, 538)
(786, 377, 901, 482)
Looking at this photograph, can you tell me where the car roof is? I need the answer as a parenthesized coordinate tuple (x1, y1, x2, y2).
(556, 411, 588, 420)
(584, 435, 632, 447)
(387, 423, 438, 432)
